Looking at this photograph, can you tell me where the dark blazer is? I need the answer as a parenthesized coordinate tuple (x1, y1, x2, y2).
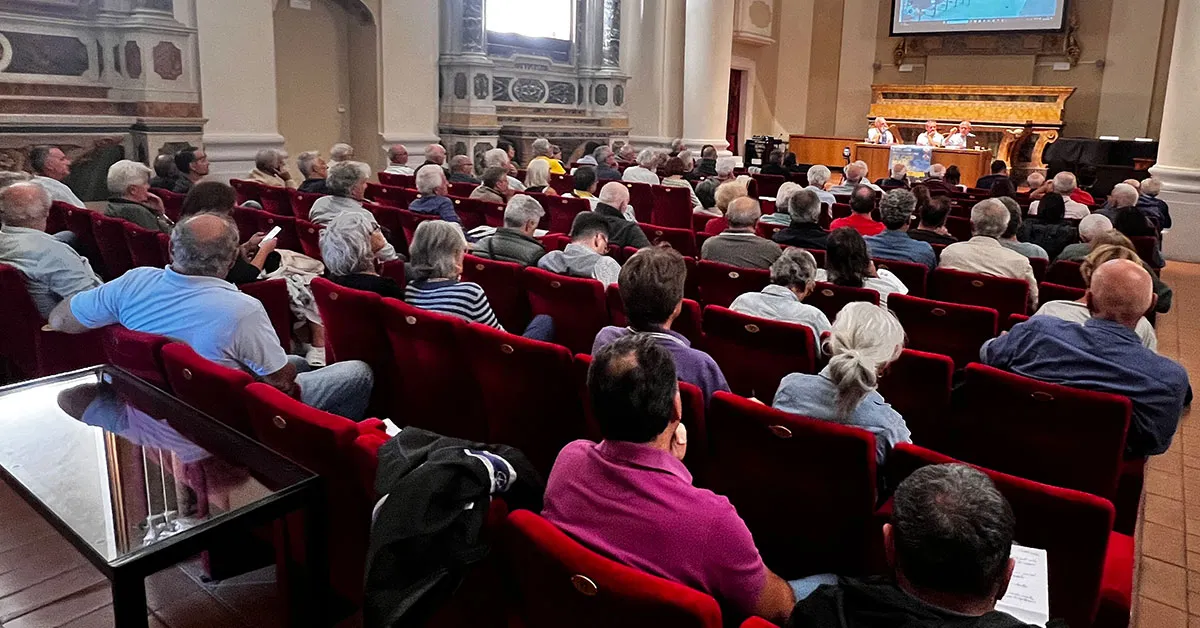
(298, 178, 329, 194)
(771, 222, 829, 250)
(594, 203, 652, 249)
(595, 165, 622, 181)
(974, 174, 1008, 191)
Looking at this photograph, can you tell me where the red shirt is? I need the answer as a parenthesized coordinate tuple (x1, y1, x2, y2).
(1070, 189, 1095, 206)
(704, 216, 729, 235)
(829, 213, 886, 237)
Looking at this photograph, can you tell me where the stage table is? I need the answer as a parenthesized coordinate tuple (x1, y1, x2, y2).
(854, 144, 993, 188)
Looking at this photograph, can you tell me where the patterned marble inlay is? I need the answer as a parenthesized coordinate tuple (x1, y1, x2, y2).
(1, 32, 88, 76)
(152, 41, 181, 80)
(613, 84, 624, 106)
(493, 76, 512, 101)
(461, 0, 485, 53)
(453, 72, 468, 99)
(601, 0, 621, 67)
(593, 83, 607, 106)
(474, 73, 489, 99)
(125, 40, 142, 79)
(546, 81, 575, 105)
(512, 78, 546, 103)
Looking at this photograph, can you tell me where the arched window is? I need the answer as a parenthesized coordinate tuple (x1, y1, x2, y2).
(485, 0, 573, 41)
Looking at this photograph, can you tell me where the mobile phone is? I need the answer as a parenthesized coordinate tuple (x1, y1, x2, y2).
(262, 225, 282, 243)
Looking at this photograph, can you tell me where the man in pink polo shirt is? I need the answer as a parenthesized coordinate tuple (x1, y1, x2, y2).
(542, 335, 797, 624)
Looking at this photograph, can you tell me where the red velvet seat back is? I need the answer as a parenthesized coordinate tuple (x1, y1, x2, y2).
(1129, 235, 1158, 266)
(501, 510, 723, 628)
(522, 266, 609, 355)
(706, 392, 879, 578)
(803, 282, 879, 321)
(259, 185, 293, 216)
(1045, 260, 1085, 288)
(1037, 281, 1086, 304)
(398, 208, 441, 245)
(451, 197, 486, 230)
(875, 349, 954, 449)
(928, 267, 1029, 321)
(232, 206, 300, 252)
(694, 260, 770, 308)
(650, 185, 693, 229)
(455, 323, 585, 476)
(361, 202, 408, 259)
(377, 172, 415, 188)
(448, 182, 476, 198)
(101, 327, 170, 388)
(944, 215, 972, 241)
(887, 444, 1114, 628)
(229, 179, 263, 205)
(310, 278, 392, 417)
(752, 173, 786, 198)
(1029, 256, 1048, 284)
(637, 223, 697, 257)
(161, 342, 254, 434)
(624, 181, 655, 223)
(549, 172, 574, 195)
(700, 305, 818, 403)
(90, 213, 135, 279)
(150, 187, 186, 223)
(296, 219, 324, 260)
(379, 298, 483, 439)
(0, 263, 46, 376)
(239, 279, 292, 351)
(948, 363, 1131, 502)
(60, 204, 102, 273)
(754, 222, 784, 240)
(605, 285, 702, 343)
(547, 195, 591, 234)
(46, 199, 70, 234)
(289, 189, 323, 221)
(462, 254, 532, 332)
(124, 222, 169, 269)
(887, 293, 997, 368)
(872, 258, 928, 298)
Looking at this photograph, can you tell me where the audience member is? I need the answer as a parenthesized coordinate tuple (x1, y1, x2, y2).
(760, 149, 788, 176)
(865, 189, 936, 270)
(0, 182, 102, 318)
(592, 182, 651, 249)
(538, 211, 622, 286)
(171, 147, 209, 194)
(939, 199, 1038, 308)
(944, 165, 965, 191)
(678, 150, 699, 181)
(622, 149, 662, 185)
(774, 302, 910, 463)
(1096, 183, 1139, 223)
(1057, 213, 1113, 261)
(730, 248, 830, 337)
(773, 189, 830, 250)
(703, 180, 749, 231)
(593, 247, 730, 400)
(384, 144, 413, 175)
(1036, 244, 1157, 350)
(830, 185, 885, 237)
(329, 143, 354, 164)
(1029, 172, 1089, 219)
(248, 148, 295, 189)
(989, 178, 1016, 200)
(28, 145, 86, 208)
(975, 160, 1009, 190)
(575, 141, 602, 167)
(321, 212, 404, 299)
(660, 157, 703, 212)
(523, 158, 557, 195)
(150, 153, 180, 190)
(408, 220, 553, 340)
(1013, 194, 1069, 260)
(805, 165, 837, 209)
(472, 195, 546, 267)
(422, 143, 447, 169)
(875, 162, 909, 190)
(922, 164, 953, 195)
(696, 156, 739, 210)
(105, 160, 173, 234)
(48, 213, 373, 420)
(447, 154, 480, 184)
(564, 166, 600, 208)
(543, 334, 794, 623)
(470, 166, 512, 204)
(789, 464, 1029, 628)
(296, 151, 330, 194)
(691, 145, 719, 178)
(408, 164, 461, 226)
(818, 228, 908, 307)
(1025, 172, 1046, 192)
(830, 161, 882, 194)
(593, 145, 623, 181)
(701, 197, 781, 269)
(906, 197, 957, 246)
(983, 259, 1188, 457)
(759, 181, 801, 226)
(549, 144, 564, 165)
(1138, 177, 1171, 229)
(179, 181, 282, 284)
(530, 138, 566, 174)
(483, 147, 526, 191)
(784, 152, 807, 174)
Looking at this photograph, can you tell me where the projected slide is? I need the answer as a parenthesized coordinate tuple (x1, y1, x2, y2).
(893, 0, 1067, 35)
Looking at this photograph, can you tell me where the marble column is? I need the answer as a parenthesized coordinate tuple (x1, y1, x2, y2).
(622, 0, 684, 148)
(194, 0, 284, 180)
(1151, 0, 1200, 262)
(681, 0, 735, 152)
(378, 0, 441, 167)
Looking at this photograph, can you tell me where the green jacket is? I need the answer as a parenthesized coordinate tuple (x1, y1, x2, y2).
(104, 199, 173, 234)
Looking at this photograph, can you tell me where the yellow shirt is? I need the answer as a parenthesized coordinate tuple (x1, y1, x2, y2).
(534, 155, 566, 175)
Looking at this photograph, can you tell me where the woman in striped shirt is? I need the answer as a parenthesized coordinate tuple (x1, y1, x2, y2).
(407, 220, 554, 341)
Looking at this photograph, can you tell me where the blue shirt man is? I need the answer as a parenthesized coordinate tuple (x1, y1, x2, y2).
(865, 228, 937, 270)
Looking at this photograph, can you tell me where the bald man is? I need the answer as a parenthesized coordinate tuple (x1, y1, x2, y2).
(48, 214, 375, 421)
(701, 196, 782, 269)
(593, 181, 650, 249)
(385, 144, 413, 175)
(422, 143, 447, 169)
(982, 259, 1190, 458)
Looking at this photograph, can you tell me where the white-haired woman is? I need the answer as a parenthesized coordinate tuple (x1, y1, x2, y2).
(759, 181, 803, 226)
(104, 159, 173, 233)
(309, 161, 399, 262)
(321, 212, 405, 299)
(407, 220, 554, 342)
(523, 158, 558, 196)
(621, 148, 662, 185)
(772, 301, 911, 464)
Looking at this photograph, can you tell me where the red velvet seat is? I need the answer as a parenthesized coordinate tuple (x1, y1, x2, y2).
(0, 263, 104, 379)
(624, 181, 655, 223)
(377, 172, 414, 188)
(546, 195, 592, 234)
(946, 363, 1131, 504)
(448, 182, 476, 198)
(1029, 255, 1048, 284)
(259, 185, 294, 216)
(310, 277, 391, 408)
(886, 444, 1126, 628)
(150, 187, 186, 223)
(46, 198, 70, 234)
(1037, 281, 1086, 304)
(451, 197, 488, 230)
(700, 306, 818, 403)
(231, 206, 301, 252)
(706, 392, 879, 579)
(124, 222, 169, 269)
(462, 254, 531, 332)
(605, 285, 702, 343)
(379, 298, 483, 438)
(455, 323, 586, 475)
(928, 267, 1029, 322)
(694, 260, 770, 308)
(549, 172, 574, 195)
(740, 619, 776, 628)
(502, 510, 723, 628)
(90, 213, 136, 279)
(887, 293, 997, 368)
(523, 266, 610, 355)
(289, 189, 324, 221)
(650, 184, 693, 229)
(944, 215, 972, 241)
(296, 219, 324, 260)
(1130, 235, 1159, 267)
(398, 207, 441, 245)
(638, 223, 697, 257)
(229, 179, 264, 206)
(1045, 260, 1086, 288)
(161, 342, 254, 435)
(754, 222, 784, 240)
(751, 173, 786, 198)
(101, 327, 170, 388)
(871, 258, 927, 298)
(239, 279, 292, 350)
(875, 349, 954, 449)
(59, 204, 103, 274)
(803, 282, 879, 321)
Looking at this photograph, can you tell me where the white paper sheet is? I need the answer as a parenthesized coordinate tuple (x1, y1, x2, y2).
(996, 544, 1050, 627)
